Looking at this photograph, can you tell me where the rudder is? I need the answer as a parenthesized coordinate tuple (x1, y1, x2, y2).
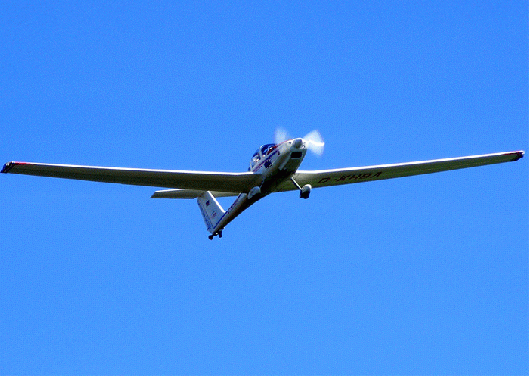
(197, 191, 225, 233)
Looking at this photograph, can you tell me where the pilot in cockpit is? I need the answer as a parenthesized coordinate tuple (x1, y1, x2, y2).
(261, 144, 275, 156)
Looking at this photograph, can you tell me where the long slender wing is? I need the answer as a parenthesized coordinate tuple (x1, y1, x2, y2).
(275, 151, 524, 192)
(1, 161, 260, 192)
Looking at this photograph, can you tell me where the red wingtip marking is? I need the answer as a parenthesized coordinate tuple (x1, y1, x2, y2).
(1, 161, 29, 173)
(2, 162, 15, 173)
(513, 151, 525, 160)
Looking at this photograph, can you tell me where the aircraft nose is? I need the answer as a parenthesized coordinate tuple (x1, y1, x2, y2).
(293, 138, 303, 148)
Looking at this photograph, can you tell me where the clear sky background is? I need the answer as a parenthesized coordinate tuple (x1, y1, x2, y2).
(1, 1, 527, 374)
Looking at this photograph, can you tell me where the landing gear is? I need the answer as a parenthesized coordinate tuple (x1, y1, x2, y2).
(208, 230, 223, 240)
(300, 185, 311, 199)
(291, 177, 312, 199)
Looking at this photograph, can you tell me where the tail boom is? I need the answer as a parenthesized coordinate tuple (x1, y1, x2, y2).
(198, 190, 266, 239)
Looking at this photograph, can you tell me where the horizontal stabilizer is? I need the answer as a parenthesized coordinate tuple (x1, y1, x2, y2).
(151, 189, 239, 199)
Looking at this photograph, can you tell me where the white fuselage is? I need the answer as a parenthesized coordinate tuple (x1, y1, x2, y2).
(209, 139, 307, 236)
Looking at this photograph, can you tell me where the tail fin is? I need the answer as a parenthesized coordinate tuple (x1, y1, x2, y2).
(197, 191, 225, 233)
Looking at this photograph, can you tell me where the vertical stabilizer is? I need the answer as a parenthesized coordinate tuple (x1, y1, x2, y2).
(197, 191, 225, 233)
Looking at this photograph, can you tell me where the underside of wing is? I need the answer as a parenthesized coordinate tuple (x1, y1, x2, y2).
(1, 161, 260, 193)
(274, 151, 524, 192)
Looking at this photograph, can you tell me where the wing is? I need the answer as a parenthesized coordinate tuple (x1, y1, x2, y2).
(274, 151, 524, 192)
(1, 161, 260, 192)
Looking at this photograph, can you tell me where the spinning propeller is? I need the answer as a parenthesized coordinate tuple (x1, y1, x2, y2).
(274, 128, 325, 156)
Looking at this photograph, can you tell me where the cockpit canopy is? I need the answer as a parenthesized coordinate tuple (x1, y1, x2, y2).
(249, 143, 276, 170)
(260, 144, 275, 156)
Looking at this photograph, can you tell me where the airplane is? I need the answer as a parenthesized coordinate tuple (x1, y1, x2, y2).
(2, 130, 524, 239)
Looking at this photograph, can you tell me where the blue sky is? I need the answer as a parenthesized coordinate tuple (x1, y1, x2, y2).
(1, 1, 527, 374)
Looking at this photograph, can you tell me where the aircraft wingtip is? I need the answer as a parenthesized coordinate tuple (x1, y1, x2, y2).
(1, 161, 15, 173)
(2, 161, 31, 173)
